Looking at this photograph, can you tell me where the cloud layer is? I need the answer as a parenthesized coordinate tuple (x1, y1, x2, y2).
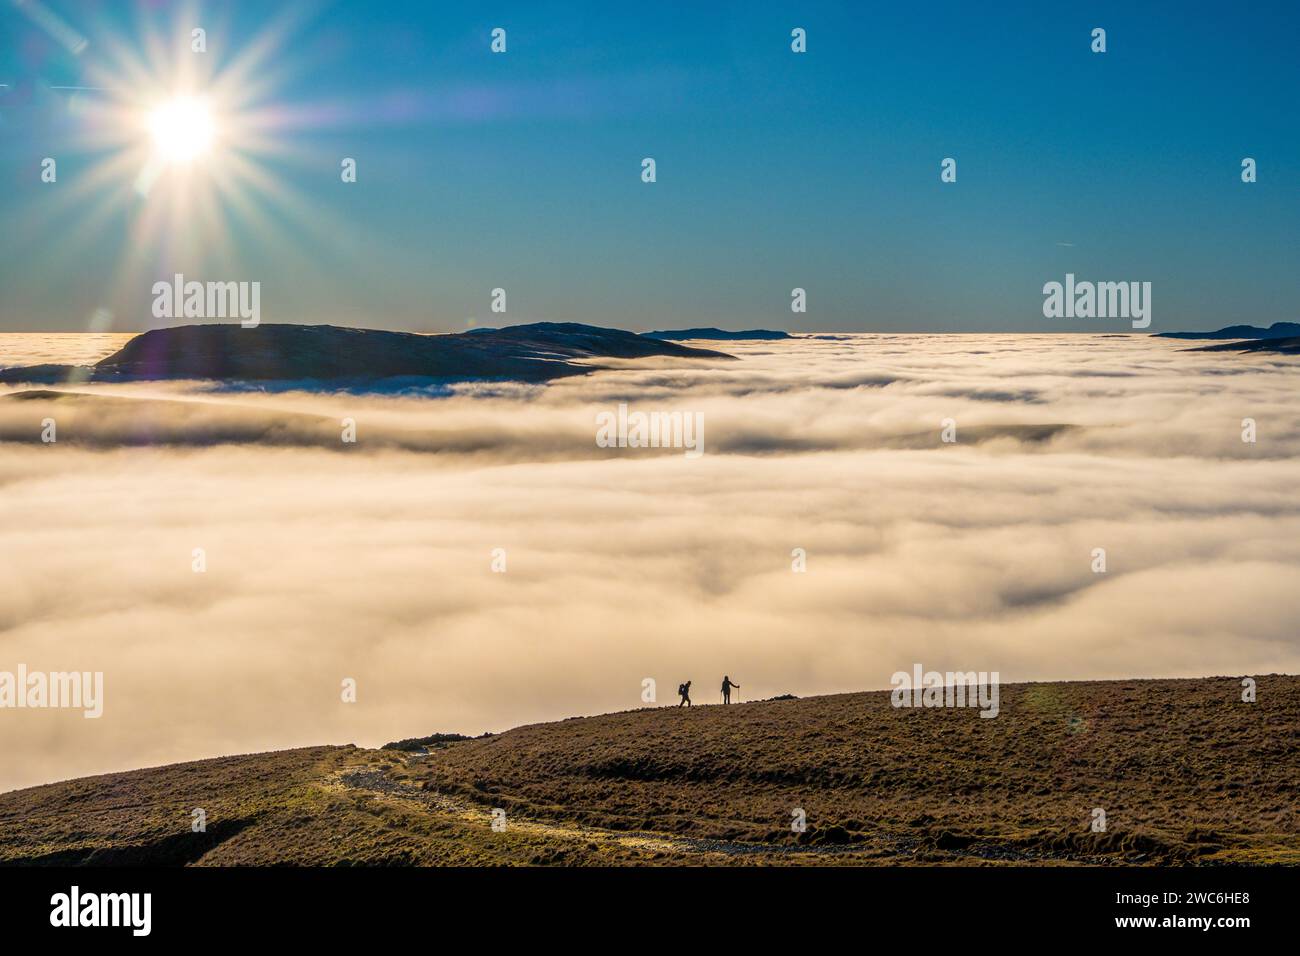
(2, 333, 1298, 791)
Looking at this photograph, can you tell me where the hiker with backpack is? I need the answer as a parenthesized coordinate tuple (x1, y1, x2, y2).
(721, 675, 740, 704)
(677, 681, 692, 707)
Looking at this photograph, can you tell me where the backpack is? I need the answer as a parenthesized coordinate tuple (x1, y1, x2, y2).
(678, 683, 687, 696)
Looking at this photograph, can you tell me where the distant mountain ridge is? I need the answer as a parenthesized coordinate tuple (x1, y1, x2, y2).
(0, 322, 734, 386)
(1190, 337, 1300, 355)
(1156, 321, 1300, 340)
(642, 327, 791, 341)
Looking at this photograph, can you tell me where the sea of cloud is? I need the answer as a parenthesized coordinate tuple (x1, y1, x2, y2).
(1, 332, 1298, 791)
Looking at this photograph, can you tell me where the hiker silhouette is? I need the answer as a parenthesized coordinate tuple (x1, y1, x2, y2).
(677, 681, 691, 707)
(721, 675, 740, 704)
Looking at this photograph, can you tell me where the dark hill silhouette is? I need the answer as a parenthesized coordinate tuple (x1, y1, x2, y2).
(1156, 321, 1300, 340)
(1190, 336, 1300, 354)
(642, 327, 791, 341)
(0, 322, 734, 386)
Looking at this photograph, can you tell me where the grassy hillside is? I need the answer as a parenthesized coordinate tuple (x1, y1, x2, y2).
(1, 676, 1296, 866)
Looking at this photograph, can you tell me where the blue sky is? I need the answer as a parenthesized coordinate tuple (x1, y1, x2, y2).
(1, 0, 1297, 333)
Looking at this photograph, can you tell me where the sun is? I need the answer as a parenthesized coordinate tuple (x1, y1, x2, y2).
(148, 95, 216, 163)
(21, 4, 376, 316)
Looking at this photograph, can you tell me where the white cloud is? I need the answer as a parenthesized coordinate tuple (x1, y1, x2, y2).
(1, 333, 1297, 791)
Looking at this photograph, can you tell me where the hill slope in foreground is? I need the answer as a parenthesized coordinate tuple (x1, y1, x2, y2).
(2, 676, 1296, 866)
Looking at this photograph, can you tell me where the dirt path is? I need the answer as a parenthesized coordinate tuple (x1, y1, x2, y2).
(325, 752, 1099, 864)
(327, 765, 883, 861)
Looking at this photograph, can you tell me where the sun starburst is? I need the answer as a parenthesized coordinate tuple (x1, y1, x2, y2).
(147, 94, 216, 164)
(5, 1, 382, 336)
